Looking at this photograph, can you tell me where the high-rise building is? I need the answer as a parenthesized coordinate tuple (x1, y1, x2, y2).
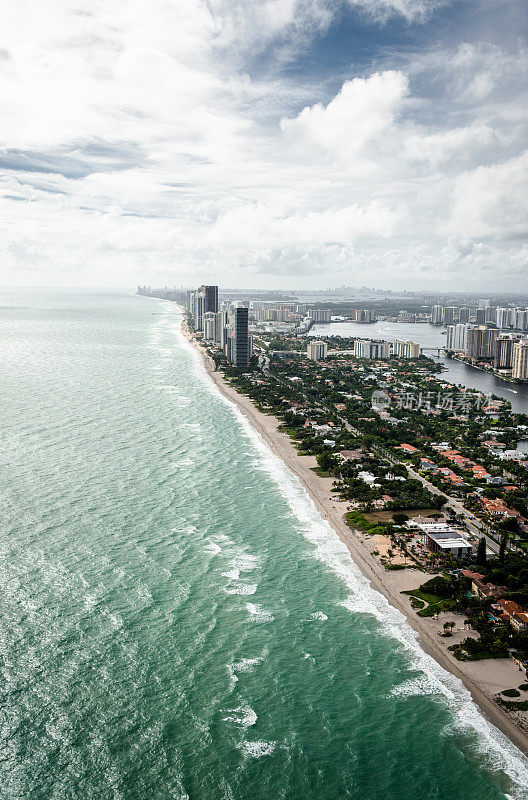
(475, 308, 487, 325)
(349, 309, 376, 323)
(354, 339, 391, 359)
(308, 309, 331, 323)
(478, 299, 491, 309)
(443, 307, 457, 325)
(485, 306, 497, 323)
(307, 341, 328, 361)
(431, 305, 444, 325)
(512, 339, 528, 380)
(446, 324, 468, 352)
(214, 310, 228, 345)
(203, 312, 216, 340)
(197, 284, 218, 314)
(392, 339, 421, 358)
(496, 307, 515, 329)
(232, 307, 249, 368)
(493, 335, 519, 370)
(465, 326, 499, 361)
(515, 310, 528, 332)
(458, 307, 471, 323)
(193, 291, 205, 331)
(205, 285, 218, 314)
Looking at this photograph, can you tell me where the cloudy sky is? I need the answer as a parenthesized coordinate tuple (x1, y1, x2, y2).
(1, 0, 527, 290)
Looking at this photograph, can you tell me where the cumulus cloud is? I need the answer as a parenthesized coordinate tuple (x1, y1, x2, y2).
(280, 71, 408, 163)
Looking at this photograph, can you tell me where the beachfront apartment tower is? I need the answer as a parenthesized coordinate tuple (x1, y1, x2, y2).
(193, 291, 205, 331)
(214, 311, 228, 346)
(203, 312, 216, 341)
(232, 307, 249, 368)
(204, 285, 219, 314)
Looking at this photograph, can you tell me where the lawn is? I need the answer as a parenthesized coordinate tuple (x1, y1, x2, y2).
(362, 508, 443, 523)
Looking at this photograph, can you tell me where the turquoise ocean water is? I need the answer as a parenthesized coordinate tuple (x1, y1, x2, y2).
(1, 289, 528, 800)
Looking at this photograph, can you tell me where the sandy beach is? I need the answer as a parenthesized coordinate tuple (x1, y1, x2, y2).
(182, 322, 528, 757)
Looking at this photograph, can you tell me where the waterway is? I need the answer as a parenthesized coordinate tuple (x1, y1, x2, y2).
(311, 321, 528, 414)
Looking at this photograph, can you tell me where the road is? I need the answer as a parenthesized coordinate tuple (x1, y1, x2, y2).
(258, 355, 504, 555)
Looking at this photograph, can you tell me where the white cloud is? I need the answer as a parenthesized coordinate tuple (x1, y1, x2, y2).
(0, 0, 526, 290)
(404, 124, 498, 165)
(208, 199, 402, 248)
(446, 150, 528, 239)
(280, 71, 408, 163)
(345, 0, 450, 22)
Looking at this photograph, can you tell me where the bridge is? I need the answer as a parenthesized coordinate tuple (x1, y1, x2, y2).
(420, 347, 445, 356)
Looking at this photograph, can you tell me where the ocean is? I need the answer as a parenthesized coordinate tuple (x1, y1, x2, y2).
(1, 289, 528, 800)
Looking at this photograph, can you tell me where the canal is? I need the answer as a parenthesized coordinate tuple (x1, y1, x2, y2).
(310, 320, 528, 414)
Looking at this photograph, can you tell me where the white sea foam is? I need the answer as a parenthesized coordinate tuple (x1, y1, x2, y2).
(223, 706, 258, 728)
(308, 612, 328, 621)
(231, 657, 262, 673)
(226, 664, 239, 689)
(233, 554, 260, 572)
(180, 422, 201, 431)
(222, 569, 240, 580)
(390, 674, 445, 699)
(174, 308, 528, 794)
(205, 543, 222, 555)
(226, 584, 258, 596)
(84, 594, 97, 611)
(172, 458, 193, 469)
(246, 603, 274, 623)
(239, 740, 276, 758)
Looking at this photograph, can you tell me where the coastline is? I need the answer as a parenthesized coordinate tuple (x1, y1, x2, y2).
(181, 322, 528, 759)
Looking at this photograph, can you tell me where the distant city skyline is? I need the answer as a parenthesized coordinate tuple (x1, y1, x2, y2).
(1, 1, 527, 290)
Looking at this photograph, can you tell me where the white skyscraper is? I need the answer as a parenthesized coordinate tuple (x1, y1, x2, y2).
(354, 340, 391, 359)
(515, 309, 528, 332)
(392, 339, 420, 358)
(431, 305, 444, 325)
(307, 341, 328, 361)
(446, 324, 468, 351)
(496, 307, 515, 329)
(512, 339, 528, 381)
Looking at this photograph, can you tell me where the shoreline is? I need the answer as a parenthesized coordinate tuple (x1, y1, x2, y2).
(181, 321, 528, 759)
(451, 355, 528, 385)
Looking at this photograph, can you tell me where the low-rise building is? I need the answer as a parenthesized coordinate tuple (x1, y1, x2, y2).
(420, 523, 473, 557)
(493, 599, 528, 631)
(471, 576, 506, 598)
